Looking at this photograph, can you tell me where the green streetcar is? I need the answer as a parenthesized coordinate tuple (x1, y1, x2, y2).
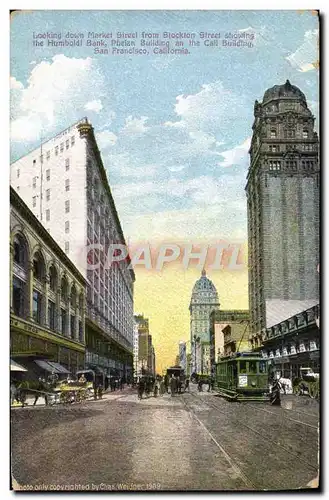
(215, 352, 270, 401)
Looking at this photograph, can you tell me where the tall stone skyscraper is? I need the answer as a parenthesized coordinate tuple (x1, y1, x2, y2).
(189, 270, 220, 374)
(246, 80, 319, 345)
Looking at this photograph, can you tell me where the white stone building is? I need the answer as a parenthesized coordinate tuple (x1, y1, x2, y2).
(189, 270, 220, 374)
(10, 118, 135, 375)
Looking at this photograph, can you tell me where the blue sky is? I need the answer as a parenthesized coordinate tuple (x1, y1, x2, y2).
(10, 10, 319, 244)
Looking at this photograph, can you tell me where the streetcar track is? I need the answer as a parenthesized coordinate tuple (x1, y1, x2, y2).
(186, 393, 318, 473)
(243, 403, 319, 429)
(246, 401, 319, 418)
(181, 397, 257, 490)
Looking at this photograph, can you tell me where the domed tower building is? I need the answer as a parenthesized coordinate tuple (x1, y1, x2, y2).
(189, 270, 220, 375)
(246, 80, 319, 347)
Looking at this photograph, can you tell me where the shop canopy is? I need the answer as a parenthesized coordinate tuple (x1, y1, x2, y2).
(10, 359, 28, 372)
(34, 360, 70, 374)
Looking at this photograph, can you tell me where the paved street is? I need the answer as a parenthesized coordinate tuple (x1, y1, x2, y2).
(11, 386, 319, 491)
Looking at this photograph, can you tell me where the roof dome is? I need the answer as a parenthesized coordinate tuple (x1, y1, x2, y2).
(192, 269, 218, 294)
(263, 80, 306, 104)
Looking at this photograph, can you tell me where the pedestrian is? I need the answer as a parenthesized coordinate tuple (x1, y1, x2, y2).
(185, 378, 190, 392)
(154, 379, 160, 397)
(10, 382, 17, 405)
(164, 375, 169, 394)
(270, 378, 282, 406)
(198, 378, 203, 392)
(138, 377, 145, 399)
(170, 375, 176, 396)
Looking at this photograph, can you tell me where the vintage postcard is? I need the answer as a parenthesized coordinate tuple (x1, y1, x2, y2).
(10, 9, 320, 492)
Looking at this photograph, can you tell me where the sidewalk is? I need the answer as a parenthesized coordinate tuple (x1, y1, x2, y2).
(11, 385, 135, 408)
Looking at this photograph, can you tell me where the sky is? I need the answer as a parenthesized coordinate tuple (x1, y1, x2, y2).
(10, 10, 319, 372)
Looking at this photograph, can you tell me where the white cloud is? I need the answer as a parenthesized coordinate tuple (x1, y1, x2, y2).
(11, 54, 105, 142)
(164, 120, 187, 129)
(122, 115, 149, 135)
(217, 137, 251, 168)
(10, 76, 23, 90)
(167, 81, 248, 144)
(84, 99, 103, 113)
(168, 165, 186, 172)
(238, 27, 253, 33)
(96, 130, 117, 149)
(286, 29, 319, 72)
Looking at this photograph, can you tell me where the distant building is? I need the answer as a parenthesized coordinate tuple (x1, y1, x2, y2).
(134, 314, 155, 375)
(222, 322, 250, 356)
(189, 270, 220, 374)
(133, 318, 139, 377)
(258, 304, 319, 379)
(210, 310, 249, 372)
(179, 341, 187, 371)
(246, 81, 319, 346)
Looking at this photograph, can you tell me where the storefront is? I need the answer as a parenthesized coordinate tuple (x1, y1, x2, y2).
(11, 315, 85, 377)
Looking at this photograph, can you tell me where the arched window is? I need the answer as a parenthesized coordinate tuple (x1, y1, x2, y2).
(12, 233, 28, 317)
(79, 292, 84, 312)
(49, 265, 58, 292)
(13, 234, 28, 269)
(32, 251, 46, 282)
(70, 284, 77, 309)
(61, 276, 68, 302)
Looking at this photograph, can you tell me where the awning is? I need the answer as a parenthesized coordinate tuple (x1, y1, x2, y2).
(34, 360, 69, 374)
(10, 359, 28, 372)
(47, 361, 70, 374)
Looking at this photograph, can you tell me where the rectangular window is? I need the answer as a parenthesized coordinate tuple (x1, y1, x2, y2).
(70, 314, 76, 336)
(46, 151, 50, 160)
(46, 189, 50, 201)
(33, 177, 37, 188)
(60, 142, 64, 153)
(48, 300, 56, 330)
(270, 130, 277, 139)
(269, 161, 281, 171)
(71, 136, 75, 146)
(65, 158, 70, 171)
(65, 179, 70, 191)
(46, 209, 50, 221)
(33, 159, 36, 165)
(46, 169, 50, 181)
(61, 308, 67, 334)
(65, 200, 70, 213)
(66, 139, 69, 149)
(13, 276, 24, 317)
(32, 196, 37, 207)
(65, 241, 69, 252)
(33, 290, 42, 324)
(303, 130, 309, 139)
(17, 169, 20, 178)
(65, 221, 70, 233)
(55, 146, 59, 156)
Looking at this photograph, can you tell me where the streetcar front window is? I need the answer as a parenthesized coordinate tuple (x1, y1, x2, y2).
(239, 361, 247, 373)
(249, 361, 257, 374)
(259, 361, 267, 373)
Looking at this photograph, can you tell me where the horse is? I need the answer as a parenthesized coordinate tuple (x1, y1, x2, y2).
(16, 379, 55, 407)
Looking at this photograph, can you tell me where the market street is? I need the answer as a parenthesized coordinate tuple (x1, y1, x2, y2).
(11, 386, 319, 491)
